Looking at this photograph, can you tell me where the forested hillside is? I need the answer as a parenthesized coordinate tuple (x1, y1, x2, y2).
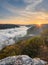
(0, 24, 19, 29)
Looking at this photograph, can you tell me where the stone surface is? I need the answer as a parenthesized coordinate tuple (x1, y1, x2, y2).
(0, 55, 47, 65)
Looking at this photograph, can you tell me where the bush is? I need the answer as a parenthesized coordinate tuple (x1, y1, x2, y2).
(0, 36, 47, 59)
(21, 37, 43, 58)
(41, 29, 48, 47)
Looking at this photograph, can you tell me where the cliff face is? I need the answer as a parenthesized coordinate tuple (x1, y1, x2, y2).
(0, 55, 47, 65)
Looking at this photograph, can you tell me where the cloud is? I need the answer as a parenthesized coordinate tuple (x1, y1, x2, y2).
(0, 0, 44, 14)
(0, 0, 48, 24)
(19, 11, 48, 21)
(24, 0, 44, 11)
(0, 0, 44, 13)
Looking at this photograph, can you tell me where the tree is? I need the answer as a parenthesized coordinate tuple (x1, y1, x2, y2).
(21, 37, 42, 58)
(41, 29, 48, 47)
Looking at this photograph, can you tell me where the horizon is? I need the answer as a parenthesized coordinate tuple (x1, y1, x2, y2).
(0, 23, 48, 25)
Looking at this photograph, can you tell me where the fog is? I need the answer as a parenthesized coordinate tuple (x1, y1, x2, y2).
(0, 26, 29, 50)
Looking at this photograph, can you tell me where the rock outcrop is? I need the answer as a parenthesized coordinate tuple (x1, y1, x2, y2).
(0, 55, 47, 65)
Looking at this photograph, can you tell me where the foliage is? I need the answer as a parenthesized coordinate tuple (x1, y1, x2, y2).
(0, 37, 45, 59)
(21, 37, 43, 58)
(41, 29, 48, 47)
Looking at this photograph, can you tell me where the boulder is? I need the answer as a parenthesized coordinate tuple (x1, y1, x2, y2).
(0, 55, 47, 65)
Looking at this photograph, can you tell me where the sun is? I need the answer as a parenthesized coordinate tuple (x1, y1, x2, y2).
(38, 23, 41, 26)
(37, 23, 42, 27)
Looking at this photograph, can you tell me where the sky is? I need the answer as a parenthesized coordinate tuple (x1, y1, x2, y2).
(0, 0, 48, 24)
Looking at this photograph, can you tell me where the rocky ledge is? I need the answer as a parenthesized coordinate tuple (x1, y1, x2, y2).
(0, 55, 47, 65)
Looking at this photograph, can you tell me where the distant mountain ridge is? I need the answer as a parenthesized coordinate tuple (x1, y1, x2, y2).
(27, 24, 48, 35)
(0, 24, 48, 29)
(0, 24, 20, 29)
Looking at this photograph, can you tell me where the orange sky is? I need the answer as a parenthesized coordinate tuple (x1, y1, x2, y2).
(0, 19, 48, 25)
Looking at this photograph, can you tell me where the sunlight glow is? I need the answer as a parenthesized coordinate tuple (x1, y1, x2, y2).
(37, 23, 42, 27)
